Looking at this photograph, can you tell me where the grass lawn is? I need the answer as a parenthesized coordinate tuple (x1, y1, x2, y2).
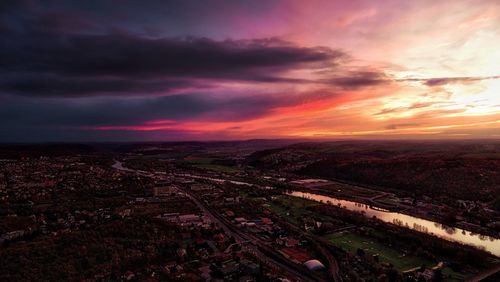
(268, 196, 471, 281)
(319, 183, 381, 198)
(441, 267, 469, 282)
(180, 158, 240, 173)
(267, 195, 324, 225)
(325, 231, 434, 271)
(325, 231, 472, 281)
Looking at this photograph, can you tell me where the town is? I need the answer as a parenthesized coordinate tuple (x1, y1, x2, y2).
(1, 141, 499, 281)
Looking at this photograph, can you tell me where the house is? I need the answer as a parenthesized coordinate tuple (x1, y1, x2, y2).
(279, 248, 311, 264)
(285, 238, 300, 247)
(211, 260, 239, 278)
(416, 269, 434, 281)
(198, 265, 211, 281)
(225, 197, 240, 203)
(260, 217, 273, 225)
(214, 233, 225, 243)
(123, 271, 135, 281)
(234, 217, 247, 225)
(177, 248, 187, 258)
(153, 185, 177, 196)
(178, 214, 201, 222)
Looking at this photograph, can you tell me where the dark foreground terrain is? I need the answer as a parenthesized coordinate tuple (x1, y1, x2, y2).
(1, 140, 499, 281)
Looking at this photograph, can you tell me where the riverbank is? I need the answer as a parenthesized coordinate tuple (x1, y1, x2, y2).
(290, 184, 500, 240)
(287, 191, 500, 257)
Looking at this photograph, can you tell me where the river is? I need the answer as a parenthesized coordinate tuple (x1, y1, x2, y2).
(111, 160, 133, 171)
(288, 191, 500, 257)
(111, 160, 499, 257)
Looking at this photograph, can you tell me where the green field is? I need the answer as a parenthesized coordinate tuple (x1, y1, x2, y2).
(325, 231, 434, 271)
(441, 267, 468, 282)
(325, 231, 471, 281)
(191, 163, 240, 173)
(180, 158, 240, 173)
(266, 196, 473, 281)
(266, 195, 324, 225)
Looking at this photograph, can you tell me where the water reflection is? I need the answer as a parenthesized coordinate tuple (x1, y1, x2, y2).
(288, 191, 500, 257)
(111, 160, 133, 171)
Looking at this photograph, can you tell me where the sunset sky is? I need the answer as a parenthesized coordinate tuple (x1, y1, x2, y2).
(1, 0, 499, 142)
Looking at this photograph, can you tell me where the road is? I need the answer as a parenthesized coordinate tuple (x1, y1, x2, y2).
(113, 161, 325, 281)
(181, 187, 324, 282)
(277, 218, 342, 282)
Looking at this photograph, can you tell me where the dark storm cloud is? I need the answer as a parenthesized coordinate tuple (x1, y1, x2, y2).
(0, 32, 343, 96)
(0, 94, 255, 128)
(0, 0, 281, 37)
(0, 8, 345, 97)
(0, 74, 199, 97)
(0, 0, 401, 100)
(0, 0, 382, 98)
(1, 33, 343, 77)
(0, 0, 387, 142)
(323, 71, 390, 89)
(0, 90, 338, 129)
(423, 76, 500, 87)
(0, 94, 242, 142)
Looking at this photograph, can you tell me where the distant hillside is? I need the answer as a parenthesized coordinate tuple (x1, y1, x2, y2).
(0, 144, 106, 158)
(247, 140, 500, 202)
(0, 139, 303, 159)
